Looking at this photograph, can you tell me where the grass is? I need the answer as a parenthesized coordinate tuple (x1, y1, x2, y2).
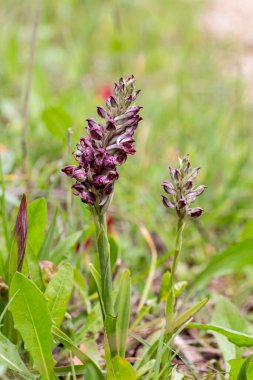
(1, 0, 253, 378)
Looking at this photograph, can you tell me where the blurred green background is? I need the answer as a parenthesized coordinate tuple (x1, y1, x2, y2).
(1, 0, 253, 279)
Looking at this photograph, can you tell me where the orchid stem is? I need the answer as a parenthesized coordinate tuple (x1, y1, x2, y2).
(92, 209, 118, 357)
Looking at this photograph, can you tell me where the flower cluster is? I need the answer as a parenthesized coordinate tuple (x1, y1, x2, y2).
(162, 154, 206, 219)
(62, 76, 142, 212)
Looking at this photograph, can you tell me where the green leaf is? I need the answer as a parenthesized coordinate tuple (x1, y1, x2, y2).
(229, 356, 253, 380)
(211, 296, 247, 363)
(27, 198, 47, 256)
(171, 297, 208, 332)
(0, 332, 36, 379)
(51, 325, 104, 379)
(109, 235, 119, 272)
(42, 106, 72, 140)
(188, 323, 253, 347)
(115, 269, 131, 357)
(89, 263, 105, 319)
(9, 272, 55, 380)
(50, 230, 83, 264)
(190, 240, 253, 292)
(45, 263, 73, 327)
(24, 198, 47, 289)
(7, 236, 18, 286)
(39, 209, 57, 260)
(107, 356, 137, 380)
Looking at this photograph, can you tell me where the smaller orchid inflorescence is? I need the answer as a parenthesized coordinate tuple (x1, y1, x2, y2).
(62, 76, 142, 213)
(162, 154, 206, 219)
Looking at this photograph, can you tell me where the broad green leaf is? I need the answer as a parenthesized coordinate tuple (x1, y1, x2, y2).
(188, 323, 253, 347)
(51, 325, 104, 379)
(0, 332, 36, 379)
(190, 240, 253, 292)
(229, 356, 253, 380)
(24, 248, 44, 290)
(24, 198, 47, 289)
(50, 230, 83, 264)
(211, 297, 248, 364)
(39, 209, 57, 260)
(115, 269, 131, 357)
(9, 273, 54, 380)
(171, 297, 208, 332)
(7, 236, 18, 286)
(45, 263, 73, 327)
(27, 198, 47, 256)
(107, 356, 137, 380)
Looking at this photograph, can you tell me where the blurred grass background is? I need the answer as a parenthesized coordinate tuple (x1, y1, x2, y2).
(1, 0, 253, 279)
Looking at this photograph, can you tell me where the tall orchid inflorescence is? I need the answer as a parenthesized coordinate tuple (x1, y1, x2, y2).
(62, 75, 142, 213)
(162, 154, 206, 220)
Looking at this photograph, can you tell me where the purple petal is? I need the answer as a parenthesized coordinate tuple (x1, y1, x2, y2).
(188, 207, 203, 218)
(162, 181, 177, 195)
(162, 196, 175, 209)
(62, 165, 76, 177)
(97, 106, 108, 119)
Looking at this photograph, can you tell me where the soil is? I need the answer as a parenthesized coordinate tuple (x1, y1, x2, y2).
(202, 0, 253, 98)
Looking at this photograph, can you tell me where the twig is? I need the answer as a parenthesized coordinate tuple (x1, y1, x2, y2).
(21, 0, 42, 195)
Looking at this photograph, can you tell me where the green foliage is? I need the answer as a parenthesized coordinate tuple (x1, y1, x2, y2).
(39, 209, 57, 260)
(45, 263, 74, 327)
(27, 198, 47, 256)
(189, 323, 253, 347)
(171, 297, 208, 332)
(42, 106, 72, 141)
(52, 325, 104, 379)
(50, 230, 83, 264)
(24, 198, 47, 289)
(115, 269, 131, 357)
(210, 296, 249, 363)
(1, 0, 253, 377)
(9, 273, 55, 380)
(0, 332, 36, 379)
(107, 356, 137, 380)
(229, 356, 253, 380)
(190, 240, 253, 292)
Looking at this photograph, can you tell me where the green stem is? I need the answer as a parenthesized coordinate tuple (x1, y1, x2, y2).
(162, 217, 185, 378)
(170, 217, 185, 291)
(92, 209, 118, 357)
(166, 217, 185, 331)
